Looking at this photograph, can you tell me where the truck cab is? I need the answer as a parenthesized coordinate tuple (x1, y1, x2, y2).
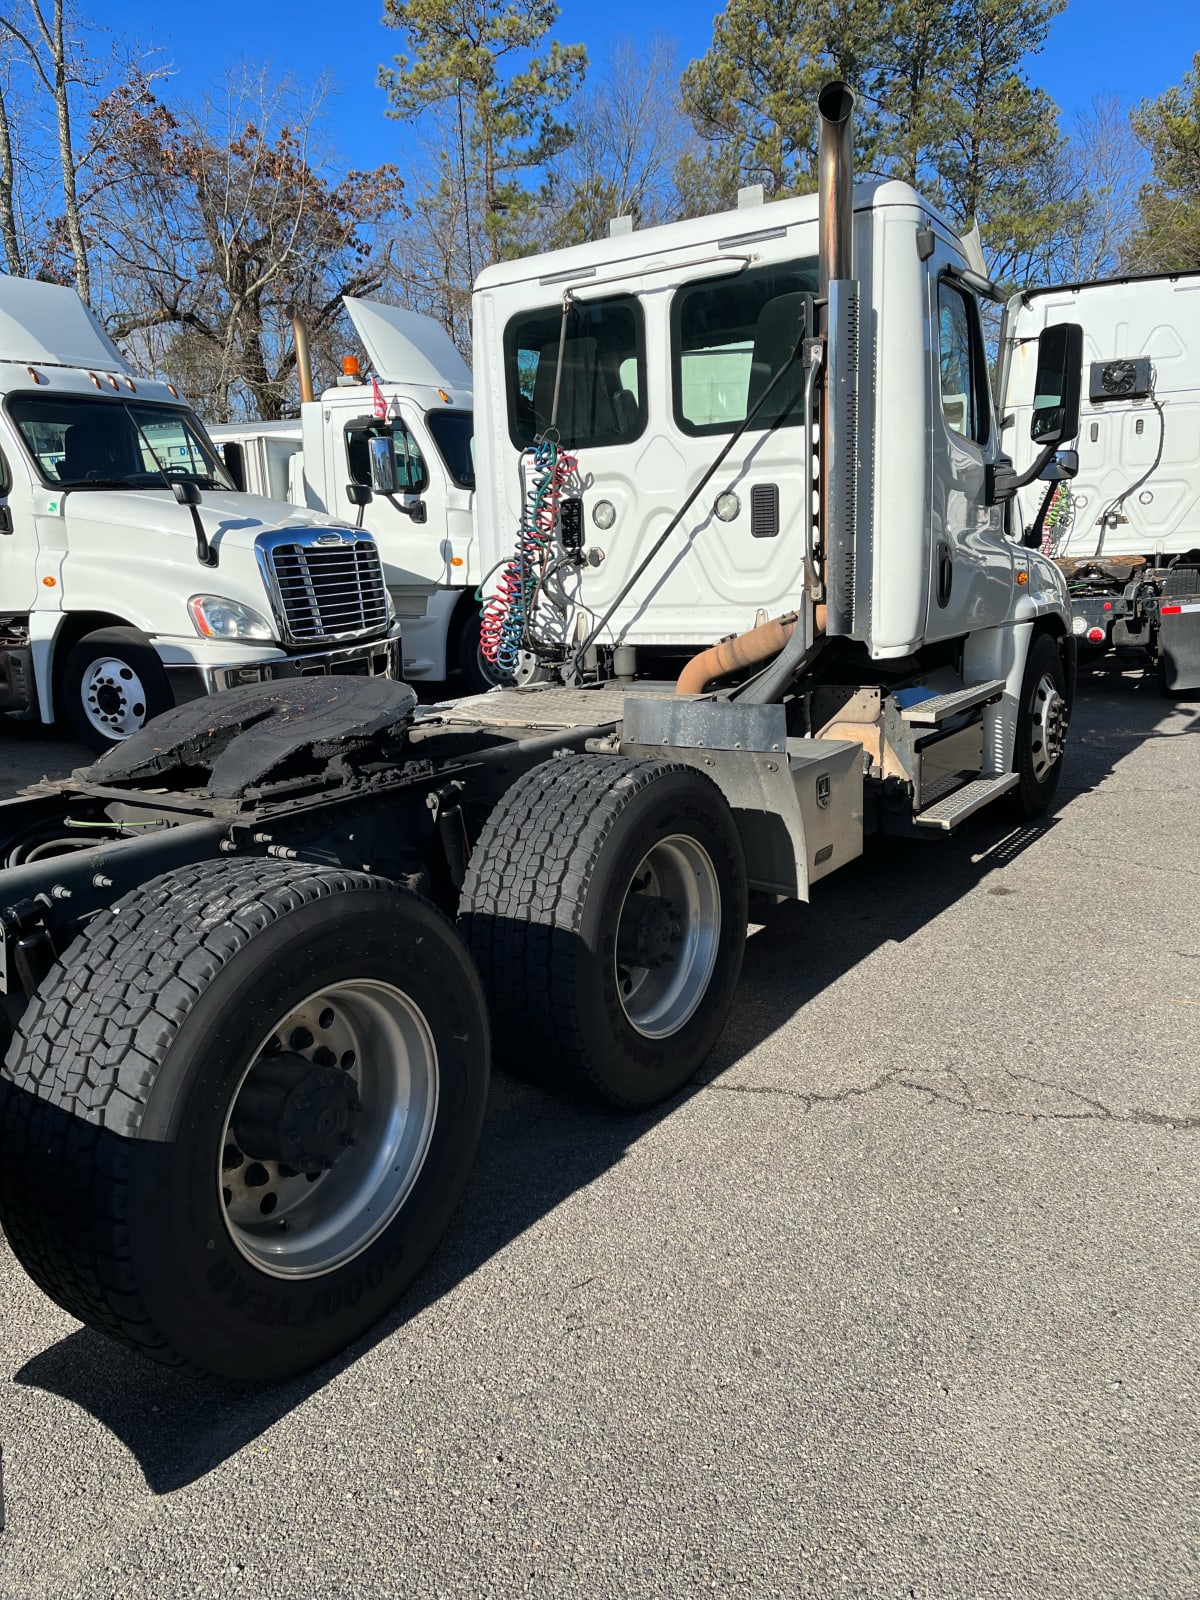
(0, 277, 400, 750)
(1001, 270, 1200, 692)
(472, 169, 1080, 829)
(211, 300, 485, 689)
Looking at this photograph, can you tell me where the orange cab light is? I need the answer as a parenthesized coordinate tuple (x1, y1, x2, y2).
(343, 356, 361, 378)
(1016, 571, 1029, 585)
(450, 556, 464, 567)
(42, 576, 56, 587)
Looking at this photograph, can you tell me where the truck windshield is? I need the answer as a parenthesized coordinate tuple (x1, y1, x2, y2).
(425, 409, 475, 490)
(7, 392, 234, 491)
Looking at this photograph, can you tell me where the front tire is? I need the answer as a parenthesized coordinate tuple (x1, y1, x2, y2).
(62, 626, 172, 752)
(1011, 632, 1069, 818)
(0, 860, 490, 1381)
(459, 755, 747, 1108)
(456, 611, 506, 695)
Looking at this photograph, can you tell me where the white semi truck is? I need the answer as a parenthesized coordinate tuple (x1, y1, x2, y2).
(0, 85, 1082, 1381)
(0, 277, 400, 752)
(1003, 269, 1200, 693)
(210, 299, 489, 690)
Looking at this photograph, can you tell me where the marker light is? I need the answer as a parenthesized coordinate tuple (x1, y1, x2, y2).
(1087, 627, 1105, 643)
(714, 491, 740, 523)
(592, 499, 616, 531)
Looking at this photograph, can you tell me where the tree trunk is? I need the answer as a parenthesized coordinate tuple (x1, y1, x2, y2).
(48, 1, 88, 299)
(0, 79, 24, 275)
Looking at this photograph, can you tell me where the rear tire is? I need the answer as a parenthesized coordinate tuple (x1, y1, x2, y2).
(61, 626, 172, 752)
(459, 755, 747, 1108)
(0, 860, 489, 1381)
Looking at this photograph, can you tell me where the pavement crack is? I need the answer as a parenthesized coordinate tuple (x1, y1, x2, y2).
(708, 1067, 1200, 1130)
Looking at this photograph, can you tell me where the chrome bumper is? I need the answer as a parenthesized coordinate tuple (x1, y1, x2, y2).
(166, 633, 402, 701)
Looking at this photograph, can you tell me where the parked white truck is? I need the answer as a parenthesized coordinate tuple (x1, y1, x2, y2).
(210, 299, 487, 690)
(0, 277, 400, 751)
(0, 85, 1082, 1381)
(1002, 269, 1200, 693)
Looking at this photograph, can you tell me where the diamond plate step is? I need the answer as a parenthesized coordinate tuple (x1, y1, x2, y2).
(913, 771, 1019, 830)
(900, 678, 1007, 726)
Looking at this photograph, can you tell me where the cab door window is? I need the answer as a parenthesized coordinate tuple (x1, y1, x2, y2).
(937, 280, 990, 446)
(345, 418, 428, 493)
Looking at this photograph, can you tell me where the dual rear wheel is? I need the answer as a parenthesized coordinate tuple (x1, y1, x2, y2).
(0, 759, 747, 1379)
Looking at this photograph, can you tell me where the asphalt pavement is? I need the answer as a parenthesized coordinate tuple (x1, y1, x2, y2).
(0, 668, 1196, 1600)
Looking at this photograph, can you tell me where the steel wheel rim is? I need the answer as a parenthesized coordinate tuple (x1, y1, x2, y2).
(615, 834, 721, 1040)
(80, 656, 149, 740)
(219, 979, 439, 1280)
(1029, 670, 1066, 783)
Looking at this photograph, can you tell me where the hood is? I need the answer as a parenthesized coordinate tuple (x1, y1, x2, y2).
(0, 276, 131, 371)
(343, 297, 471, 390)
(62, 487, 355, 554)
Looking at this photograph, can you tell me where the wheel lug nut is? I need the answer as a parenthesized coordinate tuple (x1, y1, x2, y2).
(313, 1046, 337, 1067)
(286, 1130, 301, 1144)
(342, 1133, 357, 1147)
(289, 1027, 314, 1050)
(350, 1099, 364, 1114)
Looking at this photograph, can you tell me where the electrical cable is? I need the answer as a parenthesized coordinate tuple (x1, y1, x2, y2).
(1091, 396, 1166, 559)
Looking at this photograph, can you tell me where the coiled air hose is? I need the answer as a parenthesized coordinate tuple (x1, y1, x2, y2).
(479, 435, 577, 675)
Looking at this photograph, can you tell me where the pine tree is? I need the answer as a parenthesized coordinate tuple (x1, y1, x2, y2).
(379, 0, 586, 269)
(1125, 51, 1200, 273)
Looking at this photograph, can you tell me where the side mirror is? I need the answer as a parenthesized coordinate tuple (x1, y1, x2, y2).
(367, 435, 398, 496)
(1039, 449, 1079, 483)
(1030, 323, 1083, 446)
(345, 482, 372, 508)
(172, 479, 201, 507)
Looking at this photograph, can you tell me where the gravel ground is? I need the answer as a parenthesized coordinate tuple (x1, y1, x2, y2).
(0, 668, 1196, 1600)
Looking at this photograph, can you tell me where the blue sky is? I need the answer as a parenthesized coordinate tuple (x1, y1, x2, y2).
(99, 0, 1197, 172)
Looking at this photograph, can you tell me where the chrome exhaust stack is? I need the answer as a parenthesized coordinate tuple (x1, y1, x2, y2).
(815, 81, 863, 643)
(817, 81, 855, 293)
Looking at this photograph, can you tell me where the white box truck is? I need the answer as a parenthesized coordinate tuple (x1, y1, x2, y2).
(0, 277, 400, 751)
(1002, 269, 1200, 693)
(0, 85, 1082, 1381)
(210, 300, 489, 690)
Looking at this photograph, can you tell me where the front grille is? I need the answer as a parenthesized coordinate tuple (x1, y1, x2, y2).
(268, 538, 388, 643)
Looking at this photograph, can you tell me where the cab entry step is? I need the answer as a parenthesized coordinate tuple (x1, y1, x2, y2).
(900, 678, 1007, 726)
(913, 771, 1019, 830)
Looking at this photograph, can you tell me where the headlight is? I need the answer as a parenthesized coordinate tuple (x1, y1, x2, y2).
(188, 594, 275, 641)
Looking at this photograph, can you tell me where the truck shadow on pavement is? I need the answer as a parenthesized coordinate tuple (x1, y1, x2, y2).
(11, 671, 1197, 1494)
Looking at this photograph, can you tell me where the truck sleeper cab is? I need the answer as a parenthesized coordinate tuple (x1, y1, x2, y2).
(0, 277, 400, 751)
(1002, 269, 1200, 694)
(211, 299, 487, 691)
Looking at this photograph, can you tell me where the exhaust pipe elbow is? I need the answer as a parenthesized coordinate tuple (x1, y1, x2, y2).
(675, 614, 798, 696)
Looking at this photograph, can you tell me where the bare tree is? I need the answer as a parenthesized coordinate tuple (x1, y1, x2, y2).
(543, 37, 695, 243)
(1048, 95, 1145, 281)
(0, 53, 24, 274)
(91, 68, 404, 420)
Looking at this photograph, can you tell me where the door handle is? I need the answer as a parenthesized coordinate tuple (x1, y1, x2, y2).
(0, 506, 11, 534)
(936, 540, 953, 608)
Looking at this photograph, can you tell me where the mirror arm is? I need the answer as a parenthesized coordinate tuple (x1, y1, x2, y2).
(987, 441, 1058, 504)
(1024, 481, 1058, 550)
(192, 506, 217, 568)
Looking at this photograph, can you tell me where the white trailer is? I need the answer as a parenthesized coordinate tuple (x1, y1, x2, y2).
(1002, 270, 1200, 692)
(209, 300, 488, 690)
(0, 85, 1083, 1382)
(0, 277, 400, 751)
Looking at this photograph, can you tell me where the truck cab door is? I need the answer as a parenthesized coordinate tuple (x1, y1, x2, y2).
(0, 444, 38, 613)
(925, 261, 1013, 640)
(339, 411, 444, 604)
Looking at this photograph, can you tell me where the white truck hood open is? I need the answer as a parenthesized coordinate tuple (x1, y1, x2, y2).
(343, 297, 471, 390)
(0, 277, 130, 371)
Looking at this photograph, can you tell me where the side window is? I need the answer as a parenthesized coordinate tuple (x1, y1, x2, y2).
(938, 280, 989, 446)
(671, 260, 818, 436)
(504, 297, 646, 451)
(345, 419, 428, 494)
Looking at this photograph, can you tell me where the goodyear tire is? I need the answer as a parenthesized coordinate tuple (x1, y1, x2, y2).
(0, 860, 489, 1381)
(459, 755, 747, 1109)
